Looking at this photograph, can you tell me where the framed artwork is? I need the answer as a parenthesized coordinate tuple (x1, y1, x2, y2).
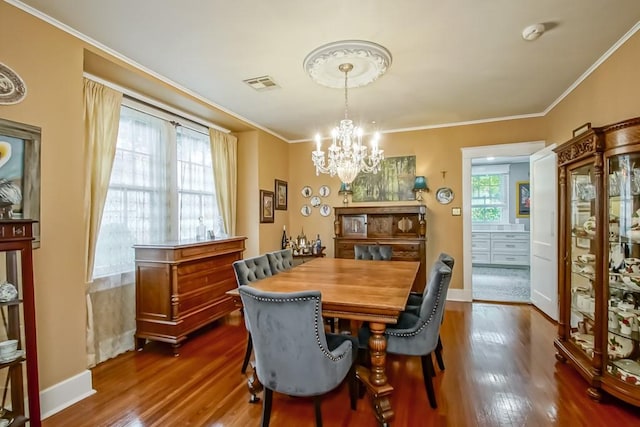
(516, 181, 530, 218)
(0, 118, 41, 248)
(352, 155, 416, 202)
(260, 189, 275, 223)
(274, 179, 287, 210)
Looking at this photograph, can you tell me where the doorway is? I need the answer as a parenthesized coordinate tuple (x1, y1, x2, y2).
(461, 141, 546, 303)
(470, 156, 531, 302)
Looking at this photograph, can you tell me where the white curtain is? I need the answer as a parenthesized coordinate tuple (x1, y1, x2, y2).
(210, 129, 238, 236)
(83, 78, 123, 366)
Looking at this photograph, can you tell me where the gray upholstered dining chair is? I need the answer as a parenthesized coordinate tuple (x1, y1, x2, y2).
(354, 244, 393, 260)
(405, 252, 454, 372)
(232, 255, 274, 374)
(239, 286, 358, 427)
(266, 248, 294, 274)
(359, 260, 452, 409)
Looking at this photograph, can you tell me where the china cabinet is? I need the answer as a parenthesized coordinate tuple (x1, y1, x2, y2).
(555, 117, 640, 406)
(0, 220, 41, 426)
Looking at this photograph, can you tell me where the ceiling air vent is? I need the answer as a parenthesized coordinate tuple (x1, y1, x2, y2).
(243, 75, 279, 91)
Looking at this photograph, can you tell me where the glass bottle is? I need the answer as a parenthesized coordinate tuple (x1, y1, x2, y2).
(196, 217, 206, 240)
(281, 226, 287, 249)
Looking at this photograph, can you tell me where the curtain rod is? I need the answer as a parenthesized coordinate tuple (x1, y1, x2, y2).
(83, 72, 230, 134)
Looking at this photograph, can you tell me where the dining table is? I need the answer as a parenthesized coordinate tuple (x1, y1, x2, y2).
(226, 257, 420, 426)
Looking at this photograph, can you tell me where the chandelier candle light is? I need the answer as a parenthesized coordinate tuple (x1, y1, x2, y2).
(306, 40, 390, 184)
(312, 63, 383, 184)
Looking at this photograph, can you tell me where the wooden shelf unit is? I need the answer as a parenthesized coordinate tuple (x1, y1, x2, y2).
(0, 220, 40, 426)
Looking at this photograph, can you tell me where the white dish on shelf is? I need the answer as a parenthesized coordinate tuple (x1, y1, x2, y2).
(572, 332, 594, 351)
(0, 349, 23, 363)
(626, 229, 640, 240)
(621, 276, 640, 291)
(611, 359, 640, 385)
(608, 333, 633, 359)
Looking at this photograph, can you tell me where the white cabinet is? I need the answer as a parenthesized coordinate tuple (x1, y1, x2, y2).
(471, 232, 491, 264)
(472, 231, 530, 266)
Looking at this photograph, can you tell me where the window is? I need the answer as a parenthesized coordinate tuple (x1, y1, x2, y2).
(471, 165, 509, 223)
(92, 102, 222, 278)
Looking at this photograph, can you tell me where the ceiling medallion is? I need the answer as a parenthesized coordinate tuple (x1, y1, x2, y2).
(303, 40, 392, 89)
(0, 63, 27, 105)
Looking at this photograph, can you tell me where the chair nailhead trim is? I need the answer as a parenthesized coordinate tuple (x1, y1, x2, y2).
(387, 275, 448, 338)
(240, 292, 348, 362)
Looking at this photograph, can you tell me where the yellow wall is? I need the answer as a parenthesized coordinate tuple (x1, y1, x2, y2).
(258, 131, 290, 255)
(2, 0, 640, 410)
(546, 28, 640, 142)
(236, 131, 259, 256)
(289, 118, 546, 291)
(1, 3, 89, 390)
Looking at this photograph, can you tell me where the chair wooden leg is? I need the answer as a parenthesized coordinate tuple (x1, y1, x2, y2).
(261, 388, 273, 427)
(435, 335, 445, 371)
(421, 354, 438, 409)
(348, 365, 357, 410)
(426, 352, 436, 378)
(241, 334, 253, 374)
(327, 318, 335, 333)
(313, 396, 323, 427)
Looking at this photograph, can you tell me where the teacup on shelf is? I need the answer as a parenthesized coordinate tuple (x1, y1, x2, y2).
(618, 313, 636, 335)
(578, 254, 596, 263)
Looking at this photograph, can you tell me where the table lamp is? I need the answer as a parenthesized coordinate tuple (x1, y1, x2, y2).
(413, 176, 428, 202)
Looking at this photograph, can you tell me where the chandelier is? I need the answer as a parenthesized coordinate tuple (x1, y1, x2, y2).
(305, 41, 391, 184)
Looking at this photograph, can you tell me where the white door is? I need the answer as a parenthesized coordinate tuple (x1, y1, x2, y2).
(530, 144, 558, 320)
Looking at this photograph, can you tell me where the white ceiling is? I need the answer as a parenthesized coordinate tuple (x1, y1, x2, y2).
(10, 0, 640, 142)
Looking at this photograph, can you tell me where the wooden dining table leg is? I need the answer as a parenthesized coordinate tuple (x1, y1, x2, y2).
(246, 361, 263, 404)
(356, 321, 394, 426)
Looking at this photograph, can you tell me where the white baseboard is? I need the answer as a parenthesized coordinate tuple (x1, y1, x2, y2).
(447, 288, 472, 302)
(40, 370, 95, 419)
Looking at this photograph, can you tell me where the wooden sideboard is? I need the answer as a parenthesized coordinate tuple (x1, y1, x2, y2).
(334, 205, 427, 292)
(134, 236, 246, 355)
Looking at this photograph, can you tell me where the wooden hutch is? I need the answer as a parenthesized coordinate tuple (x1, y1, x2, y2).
(333, 205, 427, 292)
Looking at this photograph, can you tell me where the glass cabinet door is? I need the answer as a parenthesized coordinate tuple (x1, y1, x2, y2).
(568, 164, 597, 361)
(606, 154, 640, 386)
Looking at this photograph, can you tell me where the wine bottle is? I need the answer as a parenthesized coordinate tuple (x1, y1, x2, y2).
(281, 226, 287, 249)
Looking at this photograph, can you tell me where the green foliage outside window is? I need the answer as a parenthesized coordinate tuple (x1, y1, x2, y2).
(471, 174, 507, 223)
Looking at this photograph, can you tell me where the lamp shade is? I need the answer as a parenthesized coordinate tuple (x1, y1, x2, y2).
(413, 176, 428, 191)
(339, 182, 352, 193)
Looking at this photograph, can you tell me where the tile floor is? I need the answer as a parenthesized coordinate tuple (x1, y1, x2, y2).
(472, 266, 531, 303)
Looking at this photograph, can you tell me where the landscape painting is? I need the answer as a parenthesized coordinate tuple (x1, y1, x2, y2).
(352, 155, 416, 202)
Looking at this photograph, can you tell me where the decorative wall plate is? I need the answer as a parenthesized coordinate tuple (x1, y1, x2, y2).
(0, 63, 27, 105)
(435, 187, 454, 204)
(320, 204, 331, 217)
(310, 196, 321, 207)
(301, 205, 311, 217)
(301, 186, 312, 198)
(319, 185, 331, 197)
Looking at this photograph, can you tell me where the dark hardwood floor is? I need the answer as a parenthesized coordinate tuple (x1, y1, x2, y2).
(43, 303, 640, 426)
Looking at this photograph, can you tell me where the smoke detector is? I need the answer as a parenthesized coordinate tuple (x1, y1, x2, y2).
(522, 23, 545, 41)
